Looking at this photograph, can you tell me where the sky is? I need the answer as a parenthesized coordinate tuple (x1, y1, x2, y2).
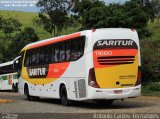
(0, 0, 129, 13)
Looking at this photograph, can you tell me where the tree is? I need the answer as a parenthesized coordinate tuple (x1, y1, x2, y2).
(73, 0, 152, 38)
(38, 13, 55, 36)
(124, 0, 151, 38)
(0, 39, 13, 62)
(32, 16, 42, 32)
(36, 0, 70, 36)
(9, 27, 39, 58)
(0, 15, 3, 30)
(149, 0, 160, 20)
(2, 17, 22, 37)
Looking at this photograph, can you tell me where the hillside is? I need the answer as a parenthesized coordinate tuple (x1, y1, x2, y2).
(0, 10, 80, 40)
(0, 10, 38, 26)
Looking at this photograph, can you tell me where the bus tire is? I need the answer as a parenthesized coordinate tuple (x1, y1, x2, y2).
(15, 83, 18, 92)
(24, 85, 33, 101)
(60, 85, 71, 106)
(12, 84, 16, 92)
(96, 100, 114, 106)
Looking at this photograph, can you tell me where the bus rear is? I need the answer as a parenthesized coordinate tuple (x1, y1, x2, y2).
(88, 28, 141, 100)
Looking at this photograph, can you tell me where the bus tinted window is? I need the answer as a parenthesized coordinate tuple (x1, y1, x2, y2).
(35, 48, 40, 65)
(44, 46, 49, 63)
(39, 48, 45, 64)
(59, 42, 66, 62)
(31, 50, 36, 65)
(51, 45, 55, 63)
(0, 64, 15, 75)
(71, 37, 85, 61)
(24, 51, 30, 66)
(54, 44, 59, 63)
(24, 36, 85, 67)
(65, 41, 71, 61)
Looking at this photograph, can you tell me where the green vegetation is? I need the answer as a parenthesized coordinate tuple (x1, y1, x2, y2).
(147, 20, 160, 41)
(142, 83, 160, 96)
(0, 10, 80, 40)
(140, 19, 160, 96)
(140, 20, 160, 83)
(0, 10, 49, 40)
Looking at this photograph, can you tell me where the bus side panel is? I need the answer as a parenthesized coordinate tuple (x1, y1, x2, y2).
(0, 74, 13, 90)
(19, 56, 86, 100)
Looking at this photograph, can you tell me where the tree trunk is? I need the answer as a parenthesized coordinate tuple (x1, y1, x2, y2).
(4, 32, 8, 38)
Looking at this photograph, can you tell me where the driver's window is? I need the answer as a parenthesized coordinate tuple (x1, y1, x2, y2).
(19, 51, 25, 71)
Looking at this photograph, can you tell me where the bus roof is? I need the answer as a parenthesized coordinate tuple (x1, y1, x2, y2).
(21, 32, 81, 51)
(0, 61, 13, 67)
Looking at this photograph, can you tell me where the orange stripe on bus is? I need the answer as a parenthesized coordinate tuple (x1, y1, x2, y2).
(93, 49, 138, 68)
(47, 62, 70, 78)
(29, 33, 81, 49)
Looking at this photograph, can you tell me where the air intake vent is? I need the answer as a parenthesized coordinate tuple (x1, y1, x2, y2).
(78, 79, 86, 98)
(98, 56, 135, 65)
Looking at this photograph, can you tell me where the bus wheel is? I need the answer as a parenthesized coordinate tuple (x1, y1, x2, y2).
(96, 100, 114, 106)
(24, 86, 33, 101)
(12, 84, 16, 92)
(60, 86, 71, 106)
(15, 83, 18, 92)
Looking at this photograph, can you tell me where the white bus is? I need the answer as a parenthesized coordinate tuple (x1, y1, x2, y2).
(0, 61, 18, 92)
(14, 28, 141, 106)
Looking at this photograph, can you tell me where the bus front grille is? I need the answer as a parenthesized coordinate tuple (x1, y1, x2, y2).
(97, 56, 135, 65)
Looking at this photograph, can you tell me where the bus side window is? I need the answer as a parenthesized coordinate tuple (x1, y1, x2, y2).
(78, 37, 85, 56)
(39, 47, 44, 65)
(48, 46, 52, 63)
(19, 51, 25, 69)
(66, 41, 71, 61)
(71, 39, 79, 60)
(31, 50, 36, 66)
(51, 45, 55, 63)
(24, 51, 30, 67)
(29, 50, 32, 66)
(71, 36, 85, 61)
(59, 42, 66, 62)
(35, 48, 40, 65)
(44, 46, 49, 64)
(54, 44, 59, 63)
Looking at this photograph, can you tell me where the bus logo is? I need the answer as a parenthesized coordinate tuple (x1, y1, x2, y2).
(93, 39, 138, 50)
(27, 65, 48, 78)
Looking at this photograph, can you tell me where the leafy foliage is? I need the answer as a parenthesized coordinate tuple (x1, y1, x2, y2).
(141, 40, 160, 83)
(9, 27, 39, 58)
(74, 0, 152, 38)
(0, 15, 3, 30)
(36, 0, 70, 36)
(0, 16, 22, 37)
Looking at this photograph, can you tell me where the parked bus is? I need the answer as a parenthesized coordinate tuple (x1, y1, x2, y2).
(0, 61, 18, 92)
(14, 28, 141, 105)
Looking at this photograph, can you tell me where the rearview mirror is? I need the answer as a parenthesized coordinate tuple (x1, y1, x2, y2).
(13, 56, 21, 72)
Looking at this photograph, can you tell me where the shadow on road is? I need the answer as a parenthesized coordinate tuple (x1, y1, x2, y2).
(29, 98, 155, 109)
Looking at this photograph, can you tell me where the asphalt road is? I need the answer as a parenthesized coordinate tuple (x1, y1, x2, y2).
(0, 91, 160, 119)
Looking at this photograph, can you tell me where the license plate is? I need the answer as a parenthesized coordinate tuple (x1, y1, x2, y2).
(114, 90, 122, 94)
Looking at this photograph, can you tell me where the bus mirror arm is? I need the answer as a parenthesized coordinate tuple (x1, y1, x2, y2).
(13, 56, 21, 72)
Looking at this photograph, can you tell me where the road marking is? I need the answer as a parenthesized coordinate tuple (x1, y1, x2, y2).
(0, 99, 14, 103)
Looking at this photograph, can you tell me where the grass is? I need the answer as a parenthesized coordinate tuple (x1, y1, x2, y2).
(0, 10, 80, 40)
(0, 10, 38, 26)
(142, 83, 160, 96)
(147, 19, 160, 41)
